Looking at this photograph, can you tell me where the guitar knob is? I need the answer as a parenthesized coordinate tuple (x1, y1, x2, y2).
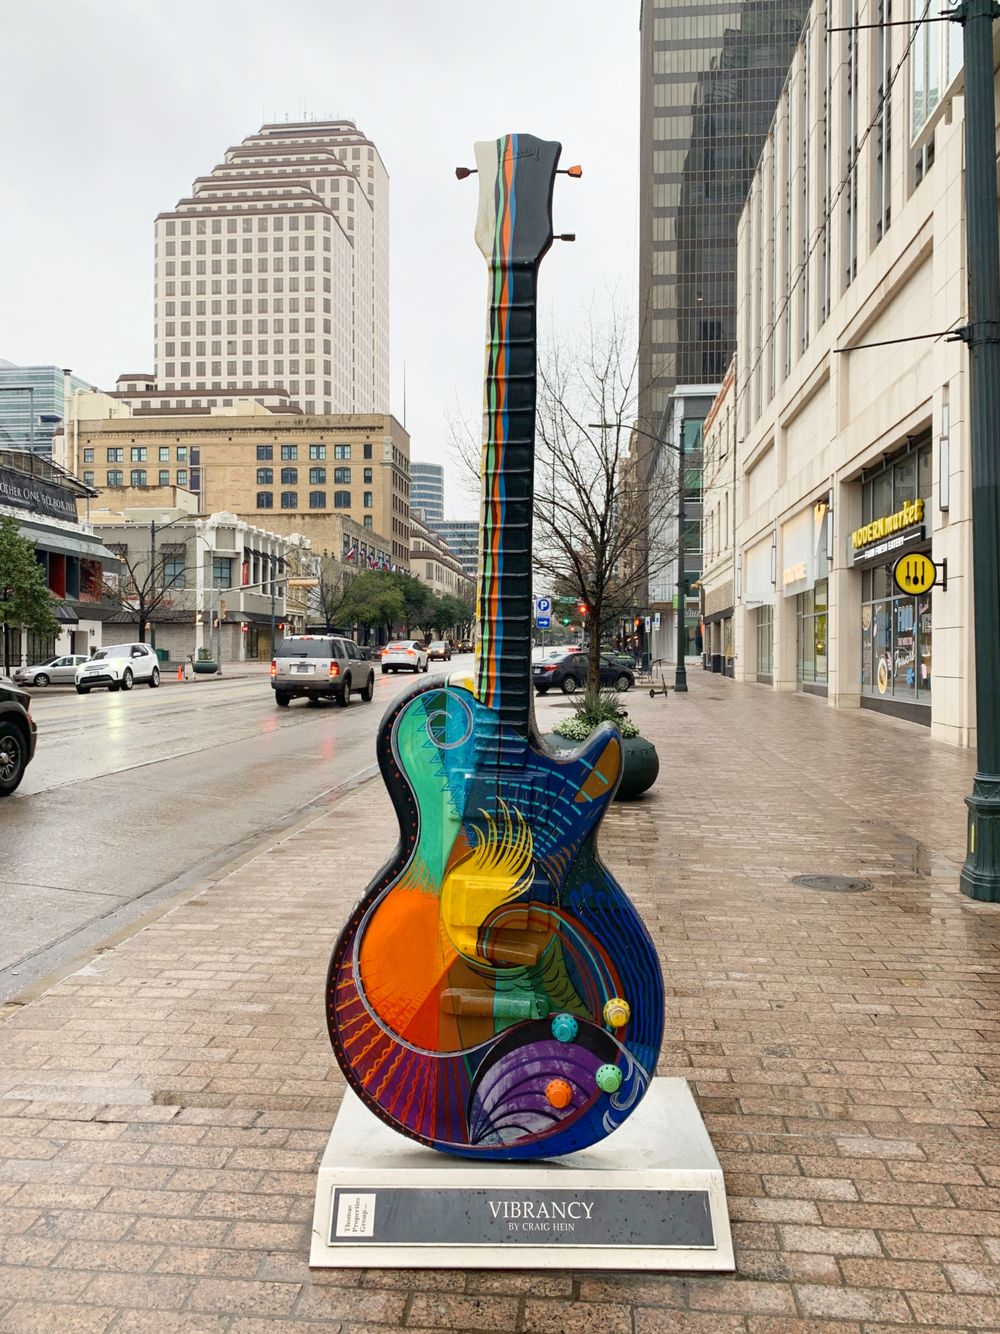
(603, 997, 630, 1028)
(596, 1064, 623, 1094)
(550, 1013, 579, 1043)
(545, 1078, 573, 1110)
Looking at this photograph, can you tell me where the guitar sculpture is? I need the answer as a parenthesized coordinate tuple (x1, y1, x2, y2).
(326, 134, 664, 1159)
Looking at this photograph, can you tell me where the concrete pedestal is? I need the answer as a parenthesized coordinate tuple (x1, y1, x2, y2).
(310, 1077, 733, 1271)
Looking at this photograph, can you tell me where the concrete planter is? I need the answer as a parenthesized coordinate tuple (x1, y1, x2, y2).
(192, 660, 219, 675)
(544, 731, 660, 802)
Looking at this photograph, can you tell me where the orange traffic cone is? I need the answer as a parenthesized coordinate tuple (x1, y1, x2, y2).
(177, 665, 184, 681)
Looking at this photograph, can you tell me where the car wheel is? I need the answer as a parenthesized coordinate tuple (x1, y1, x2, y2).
(614, 673, 632, 691)
(361, 673, 374, 702)
(422, 660, 429, 673)
(75, 685, 90, 695)
(0, 721, 27, 797)
(33, 673, 50, 688)
(108, 682, 120, 692)
(380, 667, 388, 675)
(275, 692, 291, 708)
(561, 675, 579, 695)
(149, 668, 160, 688)
(338, 677, 352, 707)
(535, 687, 549, 695)
(120, 669, 134, 692)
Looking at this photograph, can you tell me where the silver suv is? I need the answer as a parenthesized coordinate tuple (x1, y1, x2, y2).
(271, 635, 375, 709)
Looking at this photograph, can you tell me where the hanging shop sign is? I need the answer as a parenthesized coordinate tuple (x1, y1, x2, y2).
(892, 551, 946, 595)
(851, 498, 925, 566)
(0, 464, 78, 522)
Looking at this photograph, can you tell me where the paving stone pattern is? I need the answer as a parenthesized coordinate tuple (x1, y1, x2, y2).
(0, 676, 998, 1331)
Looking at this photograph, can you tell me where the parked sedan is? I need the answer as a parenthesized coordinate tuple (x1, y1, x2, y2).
(13, 654, 90, 687)
(533, 650, 636, 695)
(427, 640, 452, 662)
(380, 640, 430, 674)
(0, 678, 37, 796)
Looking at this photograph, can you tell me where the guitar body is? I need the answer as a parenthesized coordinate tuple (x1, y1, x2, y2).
(326, 132, 664, 1158)
(327, 676, 664, 1158)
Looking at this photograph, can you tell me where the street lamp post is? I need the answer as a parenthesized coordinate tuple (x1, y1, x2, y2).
(589, 420, 688, 692)
(952, 0, 1000, 901)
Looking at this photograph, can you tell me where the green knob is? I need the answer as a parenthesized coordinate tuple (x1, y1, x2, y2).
(596, 1063, 622, 1094)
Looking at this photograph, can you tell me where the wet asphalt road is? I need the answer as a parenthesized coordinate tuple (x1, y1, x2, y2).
(0, 659, 469, 1001)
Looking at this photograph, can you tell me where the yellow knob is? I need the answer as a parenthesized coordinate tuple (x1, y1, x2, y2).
(603, 997, 631, 1028)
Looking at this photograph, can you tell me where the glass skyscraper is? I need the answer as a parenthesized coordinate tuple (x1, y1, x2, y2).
(0, 363, 96, 458)
(410, 461, 445, 525)
(639, 0, 810, 431)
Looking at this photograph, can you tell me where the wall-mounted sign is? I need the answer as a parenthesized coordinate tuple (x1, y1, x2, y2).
(892, 552, 937, 596)
(851, 498, 925, 565)
(0, 464, 78, 522)
(782, 562, 807, 586)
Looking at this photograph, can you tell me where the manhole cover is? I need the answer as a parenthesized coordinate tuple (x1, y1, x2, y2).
(791, 874, 873, 893)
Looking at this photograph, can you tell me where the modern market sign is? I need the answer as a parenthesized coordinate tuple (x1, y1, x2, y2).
(0, 464, 77, 522)
(851, 498, 925, 566)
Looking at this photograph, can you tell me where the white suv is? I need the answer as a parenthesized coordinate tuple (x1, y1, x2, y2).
(380, 640, 429, 674)
(75, 643, 161, 694)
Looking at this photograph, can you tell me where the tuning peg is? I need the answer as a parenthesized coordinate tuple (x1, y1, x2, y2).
(558, 165, 583, 178)
(555, 233, 576, 242)
(455, 167, 477, 180)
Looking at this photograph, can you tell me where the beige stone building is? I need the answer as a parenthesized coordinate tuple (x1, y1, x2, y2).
(717, 0, 974, 746)
(409, 514, 475, 604)
(60, 396, 409, 569)
(152, 120, 389, 417)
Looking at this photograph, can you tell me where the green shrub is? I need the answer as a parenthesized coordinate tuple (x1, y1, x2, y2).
(551, 687, 640, 740)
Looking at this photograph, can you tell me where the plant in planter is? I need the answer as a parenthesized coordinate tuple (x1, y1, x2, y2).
(544, 688, 659, 801)
(192, 647, 218, 675)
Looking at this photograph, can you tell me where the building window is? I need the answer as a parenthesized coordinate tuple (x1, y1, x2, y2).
(280, 491, 298, 509)
(159, 469, 170, 486)
(363, 467, 373, 484)
(257, 491, 273, 508)
(309, 491, 326, 509)
(107, 448, 123, 463)
(177, 446, 188, 462)
(334, 490, 350, 509)
(256, 467, 273, 484)
(280, 444, 298, 460)
(107, 469, 123, 486)
(309, 444, 326, 459)
(334, 443, 351, 460)
(158, 446, 170, 462)
(874, 0, 892, 243)
(334, 466, 351, 484)
(755, 606, 774, 680)
(309, 467, 326, 484)
(363, 442, 373, 459)
(176, 469, 188, 487)
(83, 447, 94, 463)
(363, 515, 373, 529)
(796, 581, 829, 687)
(280, 466, 297, 484)
(912, 0, 963, 141)
(130, 469, 148, 486)
(130, 447, 147, 463)
(256, 445, 273, 461)
(162, 545, 186, 590)
(363, 491, 373, 509)
(212, 557, 232, 589)
(843, 0, 859, 288)
(83, 470, 94, 486)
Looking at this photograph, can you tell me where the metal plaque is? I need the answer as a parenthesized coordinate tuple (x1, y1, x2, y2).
(327, 1185, 714, 1249)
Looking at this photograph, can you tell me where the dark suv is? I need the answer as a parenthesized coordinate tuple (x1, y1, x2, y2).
(0, 678, 38, 796)
(271, 634, 375, 708)
(533, 651, 636, 696)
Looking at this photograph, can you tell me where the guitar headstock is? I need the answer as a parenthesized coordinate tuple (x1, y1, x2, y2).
(471, 135, 563, 267)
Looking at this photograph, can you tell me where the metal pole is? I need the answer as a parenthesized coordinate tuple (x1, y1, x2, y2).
(148, 520, 156, 650)
(955, 0, 1000, 900)
(675, 431, 688, 692)
(27, 388, 34, 455)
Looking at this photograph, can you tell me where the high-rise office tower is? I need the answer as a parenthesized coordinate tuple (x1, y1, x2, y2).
(0, 363, 96, 457)
(154, 120, 389, 416)
(638, 1, 809, 430)
(410, 461, 445, 525)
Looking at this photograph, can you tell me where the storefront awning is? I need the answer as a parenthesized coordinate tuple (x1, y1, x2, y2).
(17, 520, 122, 572)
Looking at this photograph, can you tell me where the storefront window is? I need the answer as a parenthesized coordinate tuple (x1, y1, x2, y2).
(756, 605, 773, 677)
(796, 582, 828, 686)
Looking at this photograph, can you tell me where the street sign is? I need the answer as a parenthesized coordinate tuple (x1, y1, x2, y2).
(287, 577, 321, 588)
(536, 616, 551, 629)
(892, 552, 936, 595)
(534, 596, 552, 615)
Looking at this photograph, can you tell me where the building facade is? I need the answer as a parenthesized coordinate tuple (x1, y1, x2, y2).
(638, 0, 809, 433)
(699, 360, 737, 674)
(409, 514, 475, 604)
(431, 518, 478, 579)
(722, 0, 971, 746)
(61, 397, 411, 569)
(0, 448, 119, 664)
(0, 364, 96, 456)
(410, 461, 445, 525)
(153, 120, 389, 416)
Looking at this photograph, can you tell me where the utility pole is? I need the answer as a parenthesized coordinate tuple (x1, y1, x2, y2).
(954, 0, 1000, 900)
(149, 520, 157, 651)
(675, 434, 688, 692)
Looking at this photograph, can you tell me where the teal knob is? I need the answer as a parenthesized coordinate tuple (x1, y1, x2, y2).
(551, 1013, 579, 1043)
(596, 1063, 623, 1094)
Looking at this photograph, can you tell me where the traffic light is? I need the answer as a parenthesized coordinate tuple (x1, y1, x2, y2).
(577, 603, 588, 617)
(561, 615, 570, 626)
(240, 622, 249, 634)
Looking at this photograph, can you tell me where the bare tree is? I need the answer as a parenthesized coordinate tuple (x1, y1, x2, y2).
(102, 543, 189, 645)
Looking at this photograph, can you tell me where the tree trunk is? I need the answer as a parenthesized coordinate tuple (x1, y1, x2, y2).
(587, 619, 602, 694)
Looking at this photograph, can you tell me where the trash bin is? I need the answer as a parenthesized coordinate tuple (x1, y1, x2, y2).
(155, 648, 169, 663)
(641, 651, 650, 674)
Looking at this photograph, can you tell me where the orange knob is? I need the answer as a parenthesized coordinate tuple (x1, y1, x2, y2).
(545, 1078, 573, 1110)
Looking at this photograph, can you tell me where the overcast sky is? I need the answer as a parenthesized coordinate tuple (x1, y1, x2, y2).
(1, 1, 638, 517)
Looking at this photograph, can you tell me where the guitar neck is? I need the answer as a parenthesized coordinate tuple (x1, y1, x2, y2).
(475, 263, 538, 754)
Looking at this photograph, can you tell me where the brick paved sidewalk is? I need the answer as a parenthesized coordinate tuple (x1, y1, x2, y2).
(1, 675, 998, 1332)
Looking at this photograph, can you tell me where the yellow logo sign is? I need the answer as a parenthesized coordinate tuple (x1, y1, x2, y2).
(892, 552, 936, 595)
(851, 498, 924, 550)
